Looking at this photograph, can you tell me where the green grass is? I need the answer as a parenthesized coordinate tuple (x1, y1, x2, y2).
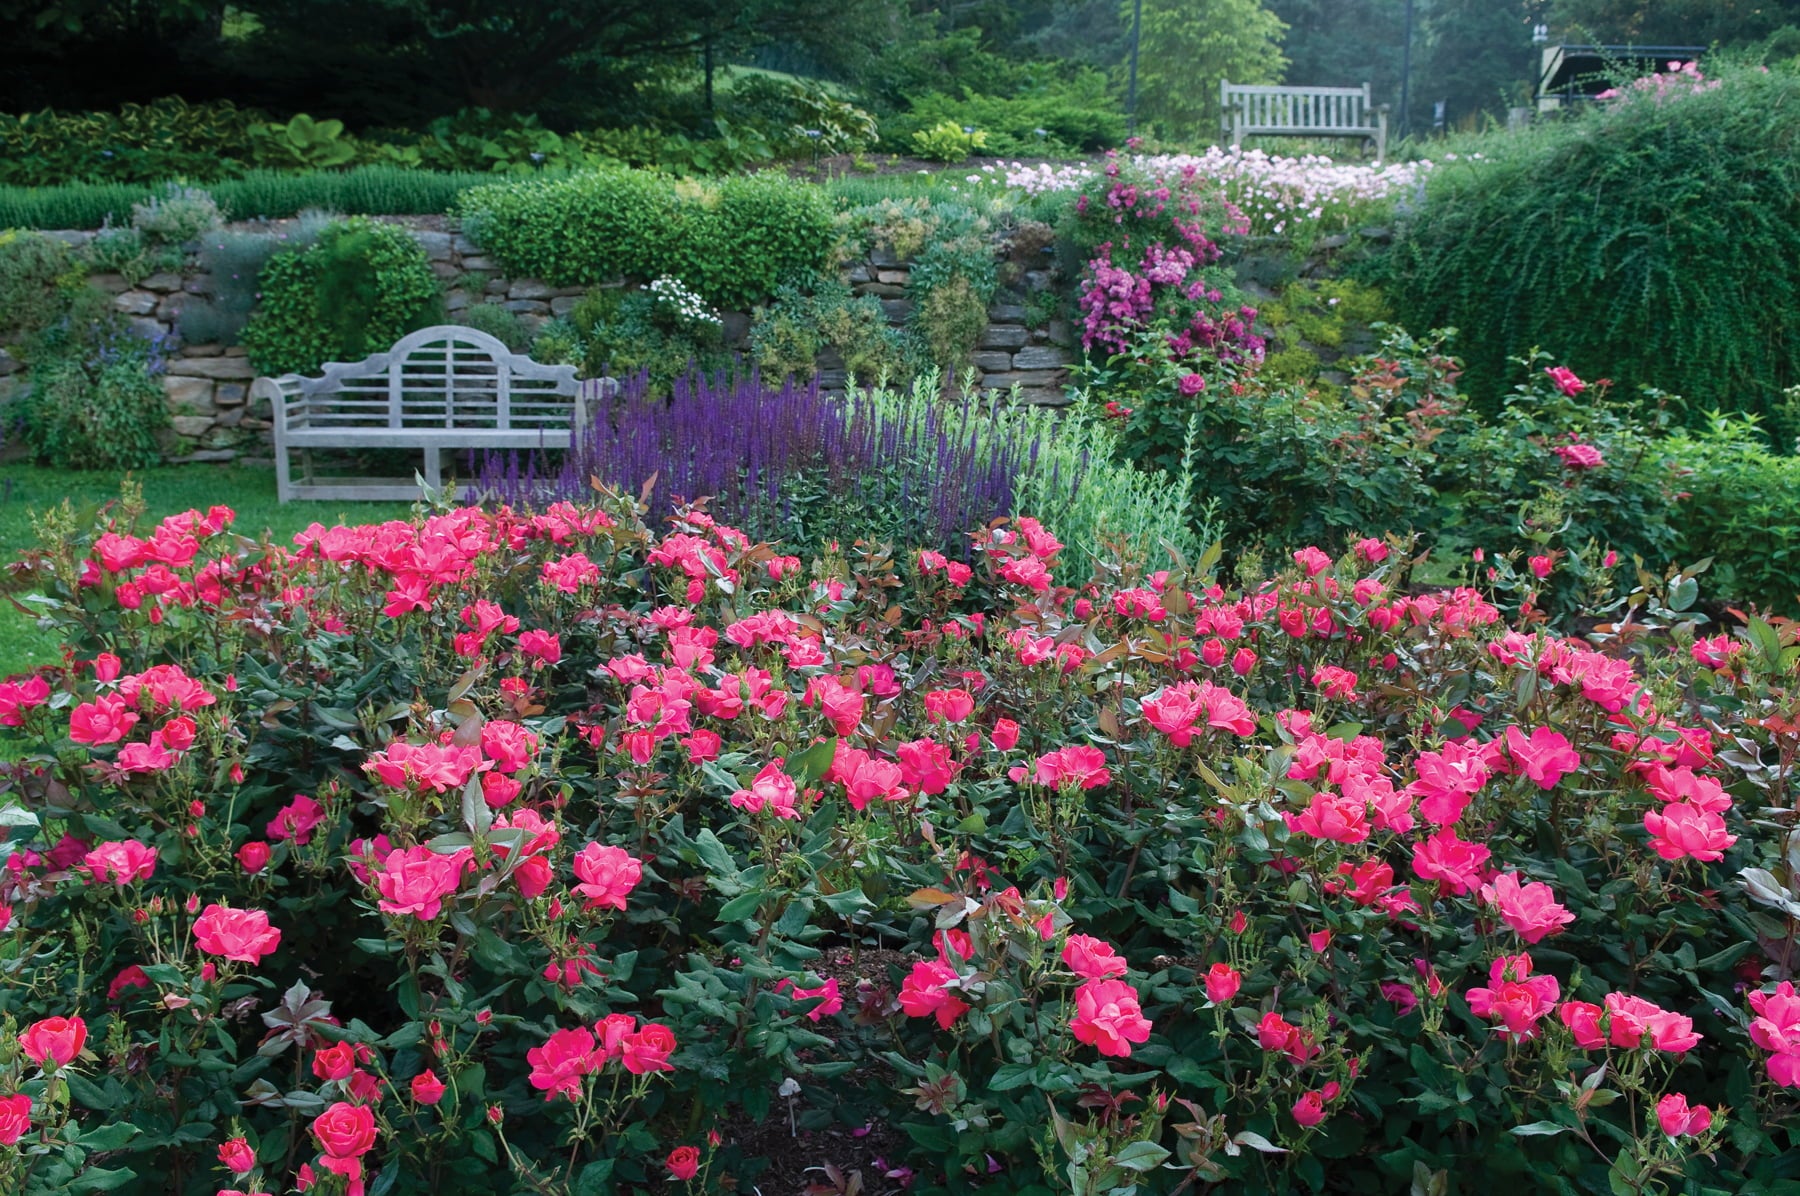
(0, 464, 411, 678)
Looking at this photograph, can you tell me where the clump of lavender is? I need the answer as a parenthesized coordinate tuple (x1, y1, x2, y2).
(475, 368, 1051, 554)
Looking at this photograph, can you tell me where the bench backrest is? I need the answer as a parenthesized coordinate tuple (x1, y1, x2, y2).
(285, 325, 580, 432)
(1221, 82, 1375, 133)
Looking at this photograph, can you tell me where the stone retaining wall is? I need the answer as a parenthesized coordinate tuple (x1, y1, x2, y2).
(1, 221, 1074, 464)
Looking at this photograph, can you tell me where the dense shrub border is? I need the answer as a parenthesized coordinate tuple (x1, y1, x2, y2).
(457, 170, 835, 309)
(1371, 61, 1800, 435)
(0, 489, 1796, 1193)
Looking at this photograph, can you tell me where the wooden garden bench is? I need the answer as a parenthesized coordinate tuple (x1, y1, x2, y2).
(1219, 82, 1388, 162)
(253, 325, 586, 503)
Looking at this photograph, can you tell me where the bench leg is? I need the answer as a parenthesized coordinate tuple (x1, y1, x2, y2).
(275, 439, 293, 504)
(423, 447, 442, 492)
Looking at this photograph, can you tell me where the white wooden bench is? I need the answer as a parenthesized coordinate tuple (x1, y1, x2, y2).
(252, 325, 586, 503)
(1220, 82, 1388, 163)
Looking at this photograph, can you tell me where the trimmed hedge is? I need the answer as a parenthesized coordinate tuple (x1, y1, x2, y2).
(456, 169, 834, 309)
(0, 167, 502, 231)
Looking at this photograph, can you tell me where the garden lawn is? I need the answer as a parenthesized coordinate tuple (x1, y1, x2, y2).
(0, 464, 410, 677)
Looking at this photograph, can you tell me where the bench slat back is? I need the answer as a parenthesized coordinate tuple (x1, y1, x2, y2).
(1221, 82, 1374, 132)
(287, 326, 578, 433)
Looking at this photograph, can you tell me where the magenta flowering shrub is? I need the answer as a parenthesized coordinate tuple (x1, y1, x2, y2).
(0, 491, 1798, 1194)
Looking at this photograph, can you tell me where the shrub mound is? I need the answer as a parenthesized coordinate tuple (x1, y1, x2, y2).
(456, 170, 835, 310)
(0, 491, 1796, 1194)
(1374, 61, 1800, 433)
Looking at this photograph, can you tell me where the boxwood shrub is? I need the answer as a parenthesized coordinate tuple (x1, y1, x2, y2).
(456, 169, 834, 309)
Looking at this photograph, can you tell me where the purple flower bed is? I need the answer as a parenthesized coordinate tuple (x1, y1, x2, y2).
(475, 369, 1072, 552)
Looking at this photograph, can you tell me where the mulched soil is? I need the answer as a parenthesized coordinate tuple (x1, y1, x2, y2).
(710, 947, 920, 1195)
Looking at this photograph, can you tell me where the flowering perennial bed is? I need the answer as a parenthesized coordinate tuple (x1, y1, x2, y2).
(1007, 147, 1437, 238)
(0, 494, 1796, 1194)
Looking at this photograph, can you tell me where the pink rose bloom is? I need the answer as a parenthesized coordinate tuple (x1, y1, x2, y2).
(411, 1069, 447, 1105)
(1070, 978, 1152, 1058)
(570, 843, 642, 911)
(1480, 871, 1575, 944)
(776, 977, 843, 1022)
(479, 720, 539, 773)
(192, 904, 281, 965)
(1559, 1000, 1605, 1049)
(80, 840, 158, 886)
(898, 960, 968, 1029)
(621, 1024, 678, 1075)
(1655, 1093, 1711, 1138)
(1503, 725, 1581, 789)
(218, 1136, 256, 1174)
(1552, 442, 1605, 470)
(1292, 546, 1332, 577)
(923, 688, 975, 724)
(1061, 934, 1128, 980)
(999, 557, 1052, 592)
(1643, 802, 1735, 862)
(518, 629, 562, 663)
(897, 738, 956, 795)
(18, 1015, 87, 1068)
(527, 1027, 598, 1101)
(1292, 1090, 1328, 1127)
(0, 1093, 27, 1146)
(1466, 953, 1559, 1041)
(729, 760, 801, 820)
(1177, 372, 1206, 396)
(69, 694, 140, 745)
(375, 845, 472, 920)
(1284, 791, 1370, 845)
(1204, 963, 1241, 1004)
(268, 794, 325, 845)
(1545, 365, 1586, 396)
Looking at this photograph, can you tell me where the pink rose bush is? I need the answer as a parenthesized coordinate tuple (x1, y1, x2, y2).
(0, 492, 1787, 1193)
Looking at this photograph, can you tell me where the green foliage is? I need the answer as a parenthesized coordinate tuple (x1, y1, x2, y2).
(456, 169, 835, 310)
(713, 74, 880, 157)
(1660, 410, 1800, 610)
(179, 221, 326, 347)
(1372, 60, 1800, 435)
(1129, 0, 1289, 138)
(17, 302, 170, 469)
(1257, 276, 1389, 382)
(246, 112, 358, 169)
(0, 168, 498, 231)
(838, 198, 998, 373)
(129, 183, 222, 245)
(0, 97, 261, 186)
(1015, 403, 1215, 581)
(909, 119, 989, 162)
(749, 278, 903, 382)
(241, 217, 442, 376)
(0, 230, 79, 343)
(454, 301, 531, 351)
(882, 72, 1125, 156)
(564, 279, 729, 391)
(83, 224, 181, 287)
